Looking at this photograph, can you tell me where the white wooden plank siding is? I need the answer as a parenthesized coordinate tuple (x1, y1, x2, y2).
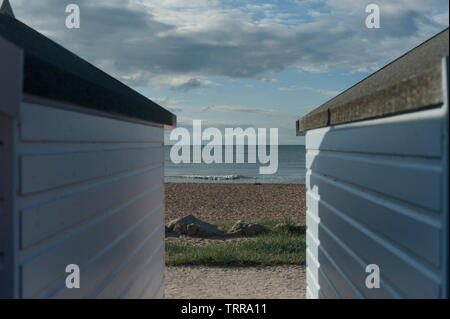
(305, 101, 449, 299)
(298, 30, 449, 300)
(14, 102, 165, 299)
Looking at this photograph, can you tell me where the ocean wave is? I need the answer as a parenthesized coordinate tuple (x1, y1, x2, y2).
(166, 174, 243, 181)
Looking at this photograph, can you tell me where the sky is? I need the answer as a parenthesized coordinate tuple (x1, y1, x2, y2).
(10, 0, 449, 144)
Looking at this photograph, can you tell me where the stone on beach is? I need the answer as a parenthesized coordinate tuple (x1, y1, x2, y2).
(227, 220, 269, 236)
(165, 226, 178, 237)
(167, 214, 224, 237)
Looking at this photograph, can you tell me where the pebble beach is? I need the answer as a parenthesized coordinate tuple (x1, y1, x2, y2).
(165, 183, 306, 223)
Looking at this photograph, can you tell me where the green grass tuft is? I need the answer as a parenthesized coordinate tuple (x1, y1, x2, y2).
(166, 219, 306, 266)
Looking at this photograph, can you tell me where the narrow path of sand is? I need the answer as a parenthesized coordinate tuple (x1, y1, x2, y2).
(165, 266, 306, 299)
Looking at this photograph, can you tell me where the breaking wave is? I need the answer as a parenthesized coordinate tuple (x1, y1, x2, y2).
(167, 174, 243, 181)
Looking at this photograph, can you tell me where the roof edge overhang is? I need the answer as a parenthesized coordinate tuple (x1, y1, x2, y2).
(296, 28, 449, 134)
(0, 14, 177, 127)
(0, 35, 22, 119)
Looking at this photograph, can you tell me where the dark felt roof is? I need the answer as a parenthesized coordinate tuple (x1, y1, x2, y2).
(0, 13, 176, 126)
(297, 28, 449, 133)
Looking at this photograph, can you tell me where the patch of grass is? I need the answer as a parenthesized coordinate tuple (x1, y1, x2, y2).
(166, 218, 306, 266)
(253, 217, 301, 229)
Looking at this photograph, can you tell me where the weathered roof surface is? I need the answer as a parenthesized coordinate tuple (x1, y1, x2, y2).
(0, 13, 176, 126)
(297, 28, 449, 133)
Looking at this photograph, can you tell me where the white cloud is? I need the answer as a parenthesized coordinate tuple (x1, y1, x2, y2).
(260, 77, 278, 83)
(278, 86, 341, 96)
(10, 0, 449, 88)
(202, 105, 282, 115)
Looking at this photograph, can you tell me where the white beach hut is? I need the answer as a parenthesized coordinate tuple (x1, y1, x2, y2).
(0, 3, 176, 298)
(297, 29, 449, 298)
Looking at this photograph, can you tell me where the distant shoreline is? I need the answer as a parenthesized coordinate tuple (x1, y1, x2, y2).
(164, 145, 306, 184)
(164, 180, 306, 185)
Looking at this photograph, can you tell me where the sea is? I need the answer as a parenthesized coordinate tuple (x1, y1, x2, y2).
(164, 145, 306, 184)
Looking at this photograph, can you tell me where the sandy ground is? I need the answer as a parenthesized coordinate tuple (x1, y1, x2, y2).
(165, 183, 306, 299)
(165, 183, 306, 223)
(165, 266, 306, 299)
